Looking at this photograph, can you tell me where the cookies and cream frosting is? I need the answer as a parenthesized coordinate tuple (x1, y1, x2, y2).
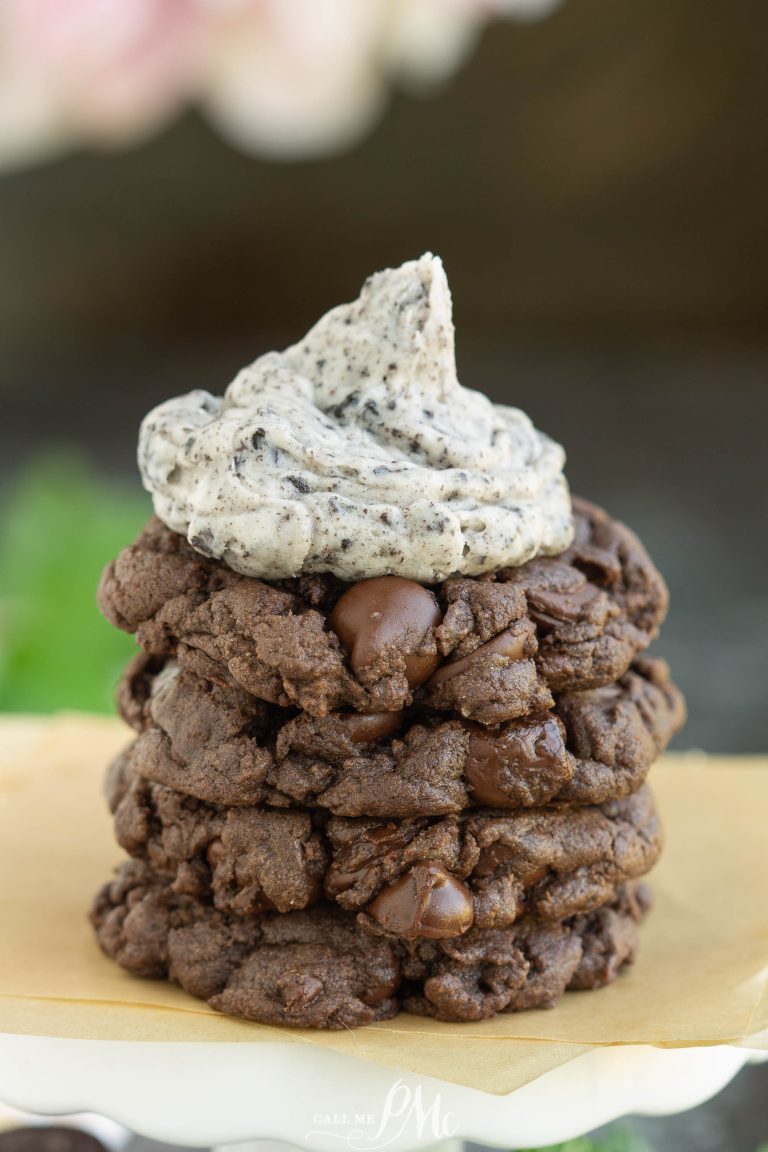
(138, 254, 573, 581)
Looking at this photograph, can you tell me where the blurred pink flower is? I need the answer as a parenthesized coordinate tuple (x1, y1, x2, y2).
(0, 0, 560, 167)
(0, 0, 209, 162)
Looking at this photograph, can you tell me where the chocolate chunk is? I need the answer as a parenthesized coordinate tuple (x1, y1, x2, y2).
(329, 576, 443, 688)
(280, 972, 323, 1010)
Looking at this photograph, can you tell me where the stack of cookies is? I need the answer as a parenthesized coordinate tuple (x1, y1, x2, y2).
(92, 497, 684, 1029)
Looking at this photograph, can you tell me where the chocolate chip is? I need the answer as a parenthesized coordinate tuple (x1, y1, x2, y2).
(472, 847, 550, 887)
(280, 972, 323, 1011)
(521, 865, 550, 889)
(365, 860, 474, 940)
(329, 577, 443, 688)
(526, 581, 600, 626)
(325, 822, 417, 897)
(472, 843, 518, 879)
(361, 966, 400, 1006)
(464, 715, 569, 806)
(427, 628, 531, 688)
(338, 711, 405, 745)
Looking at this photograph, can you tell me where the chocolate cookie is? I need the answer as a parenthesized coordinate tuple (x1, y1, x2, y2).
(107, 749, 661, 938)
(92, 860, 400, 1029)
(98, 499, 667, 724)
(116, 656, 683, 815)
(106, 760, 328, 915)
(92, 860, 648, 1027)
(402, 883, 649, 1022)
(326, 787, 660, 937)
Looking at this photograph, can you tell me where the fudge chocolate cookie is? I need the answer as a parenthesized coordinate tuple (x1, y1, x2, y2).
(116, 656, 683, 815)
(107, 751, 661, 937)
(92, 860, 647, 1027)
(98, 499, 667, 724)
(116, 656, 277, 808)
(92, 860, 401, 1029)
(326, 787, 660, 937)
(107, 761, 328, 915)
(429, 497, 669, 707)
(402, 883, 649, 1021)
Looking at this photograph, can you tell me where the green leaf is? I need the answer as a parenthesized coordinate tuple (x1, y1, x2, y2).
(0, 452, 150, 713)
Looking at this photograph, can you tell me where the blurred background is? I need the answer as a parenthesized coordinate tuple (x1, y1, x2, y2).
(1, 0, 767, 752)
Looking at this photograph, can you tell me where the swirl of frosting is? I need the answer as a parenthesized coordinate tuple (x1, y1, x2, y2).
(138, 254, 573, 581)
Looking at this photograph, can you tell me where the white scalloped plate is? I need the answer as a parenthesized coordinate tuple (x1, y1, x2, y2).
(0, 1033, 763, 1151)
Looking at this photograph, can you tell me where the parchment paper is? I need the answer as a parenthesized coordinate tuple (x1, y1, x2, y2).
(0, 715, 766, 1095)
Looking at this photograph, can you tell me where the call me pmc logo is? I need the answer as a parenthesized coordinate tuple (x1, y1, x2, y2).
(306, 1079, 459, 1150)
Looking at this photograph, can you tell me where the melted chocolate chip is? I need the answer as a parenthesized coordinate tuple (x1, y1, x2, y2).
(526, 581, 600, 626)
(324, 822, 417, 897)
(472, 842, 518, 879)
(464, 714, 569, 806)
(427, 628, 531, 688)
(365, 860, 474, 940)
(472, 847, 550, 886)
(329, 577, 442, 688)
